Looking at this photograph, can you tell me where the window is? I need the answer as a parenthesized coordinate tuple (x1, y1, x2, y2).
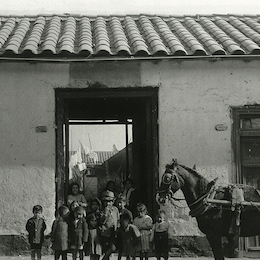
(232, 107, 260, 254)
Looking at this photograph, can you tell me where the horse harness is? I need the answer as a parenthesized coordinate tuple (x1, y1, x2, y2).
(162, 165, 260, 228)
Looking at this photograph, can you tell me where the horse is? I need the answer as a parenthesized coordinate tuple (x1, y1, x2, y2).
(157, 159, 260, 260)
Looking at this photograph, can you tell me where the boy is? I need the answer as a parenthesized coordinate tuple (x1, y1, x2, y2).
(114, 195, 133, 223)
(100, 190, 120, 260)
(26, 205, 47, 260)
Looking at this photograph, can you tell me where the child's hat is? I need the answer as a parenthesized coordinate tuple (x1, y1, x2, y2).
(101, 190, 115, 201)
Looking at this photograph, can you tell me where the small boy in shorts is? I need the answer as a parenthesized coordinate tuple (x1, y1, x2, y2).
(26, 205, 46, 260)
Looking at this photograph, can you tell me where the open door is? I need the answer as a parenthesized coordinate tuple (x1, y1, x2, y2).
(56, 88, 159, 217)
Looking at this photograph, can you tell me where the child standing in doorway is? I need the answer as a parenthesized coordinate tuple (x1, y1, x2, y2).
(51, 205, 70, 260)
(68, 206, 89, 260)
(133, 203, 153, 260)
(117, 213, 141, 260)
(26, 205, 47, 260)
(85, 213, 102, 260)
(100, 190, 120, 260)
(150, 210, 169, 260)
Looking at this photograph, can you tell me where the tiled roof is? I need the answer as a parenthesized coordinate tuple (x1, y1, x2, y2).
(1, 14, 260, 59)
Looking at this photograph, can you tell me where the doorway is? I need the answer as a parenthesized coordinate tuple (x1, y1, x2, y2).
(56, 88, 159, 216)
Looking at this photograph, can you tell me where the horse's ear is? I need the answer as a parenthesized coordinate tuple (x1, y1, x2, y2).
(172, 158, 178, 165)
(193, 164, 196, 170)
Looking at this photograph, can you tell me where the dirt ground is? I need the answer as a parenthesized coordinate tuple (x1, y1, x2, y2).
(0, 255, 254, 260)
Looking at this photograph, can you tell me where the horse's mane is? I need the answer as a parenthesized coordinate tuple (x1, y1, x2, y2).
(166, 160, 209, 195)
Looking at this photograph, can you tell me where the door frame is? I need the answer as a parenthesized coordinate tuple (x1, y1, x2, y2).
(55, 87, 159, 216)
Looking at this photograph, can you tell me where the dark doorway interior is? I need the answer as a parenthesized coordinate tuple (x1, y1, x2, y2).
(56, 88, 159, 217)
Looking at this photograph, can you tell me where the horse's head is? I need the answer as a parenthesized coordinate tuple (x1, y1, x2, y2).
(156, 159, 183, 205)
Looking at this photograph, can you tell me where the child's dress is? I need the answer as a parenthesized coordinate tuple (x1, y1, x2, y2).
(133, 215, 153, 252)
(85, 227, 102, 256)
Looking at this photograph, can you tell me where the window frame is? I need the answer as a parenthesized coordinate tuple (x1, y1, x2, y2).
(232, 106, 260, 184)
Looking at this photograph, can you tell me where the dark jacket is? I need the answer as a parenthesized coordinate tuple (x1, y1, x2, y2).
(68, 218, 89, 248)
(26, 217, 46, 245)
(51, 217, 69, 251)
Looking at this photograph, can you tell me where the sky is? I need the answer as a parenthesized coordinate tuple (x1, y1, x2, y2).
(0, 0, 260, 16)
(70, 125, 132, 151)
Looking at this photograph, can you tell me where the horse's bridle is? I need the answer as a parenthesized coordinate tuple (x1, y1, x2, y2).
(159, 165, 180, 195)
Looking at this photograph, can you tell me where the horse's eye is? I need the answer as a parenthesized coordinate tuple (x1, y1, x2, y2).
(162, 174, 172, 184)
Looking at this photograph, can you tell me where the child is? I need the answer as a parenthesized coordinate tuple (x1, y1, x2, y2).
(85, 213, 102, 260)
(122, 178, 136, 215)
(99, 190, 120, 260)
(67, 182, 88, 208)
(68, 201, 80, 222)
(26, 205, 47, 260)
(150, 211, 169, 260)
(114, 195, 133, 223)
(51, 205, 70, 260)
(68, 206, 89, 260)
(133, 203, 153, 260)
(117, 213, 141, 260)
(87, 197, 102, 219)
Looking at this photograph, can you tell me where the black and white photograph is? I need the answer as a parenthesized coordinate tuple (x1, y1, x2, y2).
(0, 1, 260, 260)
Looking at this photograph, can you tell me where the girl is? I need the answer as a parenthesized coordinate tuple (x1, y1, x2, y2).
(68, 206, 89, 260)
(117, 213, 141, 260)
(133, 203, 153, 260)
(51, 205, 70, 260)
(67, 182, 88, 208)
(85, 213, 102, 260)
(150, 211, 169, 260)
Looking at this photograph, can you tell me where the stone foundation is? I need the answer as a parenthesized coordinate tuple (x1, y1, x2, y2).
(169, 236, 213, 257)
(0, 235, 212, 257)
(0, 235, 52, 256)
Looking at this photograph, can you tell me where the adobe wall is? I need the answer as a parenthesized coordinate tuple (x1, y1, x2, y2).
(0, 59, 259, 255)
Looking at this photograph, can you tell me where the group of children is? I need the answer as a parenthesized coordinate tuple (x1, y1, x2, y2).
(26, 183, 170, 260)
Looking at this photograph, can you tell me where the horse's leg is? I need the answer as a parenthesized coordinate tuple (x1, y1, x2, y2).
(206, 233, 224, 260)
(225, 227, 240, 258)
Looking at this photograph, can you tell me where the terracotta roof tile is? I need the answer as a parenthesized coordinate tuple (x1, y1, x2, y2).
(168, 18, 207, 55)
(214, 16, 260, 54)
(0, 14, 259, 58)
(200, 17, 244, 55)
